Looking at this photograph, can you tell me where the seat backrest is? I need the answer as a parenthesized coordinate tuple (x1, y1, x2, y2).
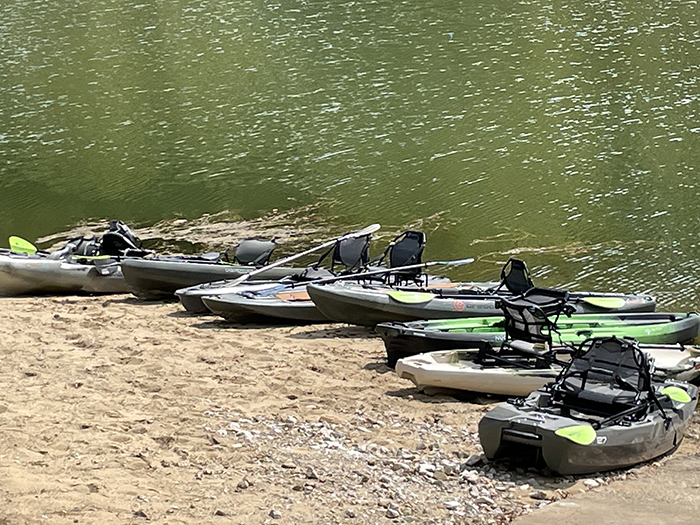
(331, 234, 371, 272)
(552, 338, 653, 419)
(231, 239, 276, 266)
(99, 220, 141, 256)
(368, 230, 427, 283)
(563, 337, 650, 391)
(499, 258, 534, 295)
(499, 297, 555, 345)
(500, 287, 574, 345)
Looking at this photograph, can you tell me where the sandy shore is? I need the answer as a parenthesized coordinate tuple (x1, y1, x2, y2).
(1, 294, 698, 524)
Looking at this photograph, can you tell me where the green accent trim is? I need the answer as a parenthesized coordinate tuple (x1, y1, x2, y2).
(9, 236, 37, 255)
(554, 424, 596, 445)
(387, 291, 434, 304)
(581, 297, 627, 309)
(660, 386, 692, 403)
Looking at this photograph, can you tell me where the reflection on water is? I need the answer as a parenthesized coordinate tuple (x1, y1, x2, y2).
(1, 0, 699, 309)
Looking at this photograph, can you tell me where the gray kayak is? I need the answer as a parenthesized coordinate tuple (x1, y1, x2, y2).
(176, 280, 287, 313)
(479, 337, 698, 475)
(0, 253, 126, 296)
(202, 284, 330, 323)
(307, 282, 657, 327)
(121, 257, 307, 300)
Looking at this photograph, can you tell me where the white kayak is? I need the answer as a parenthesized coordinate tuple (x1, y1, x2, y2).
(0, 252, 126, 296)
(395, 348, 558, 397)
(395, 345, 700, 397)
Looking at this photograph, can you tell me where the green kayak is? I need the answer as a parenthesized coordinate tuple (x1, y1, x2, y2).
(377, 312, 700, 367)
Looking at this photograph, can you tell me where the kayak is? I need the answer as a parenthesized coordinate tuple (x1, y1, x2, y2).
(395, 344, 700, 396)
(378, 312, 700, 367)
(126, 227, 379, 301)
(307, 281, 657, 327)
(0, 250, 126, 296)
(196, 276, 455, 322)
(479, 337, 698, 475)
(0, 220, 155, 297)
(202, 284, 330, 323)
(175, 228, 437, 314)
(121, 257, 307, 300)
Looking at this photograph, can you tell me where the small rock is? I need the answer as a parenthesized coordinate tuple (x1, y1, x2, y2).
(345, 509, 356, 518)
(385, 508, 400, 519)
(529, 490, 549, 500)
(305, 466, 320, 480)
(269, 509, 282, 519)
(584, 479, 600, 488)
(434, 470, 448, 481)
(237, 478, 250, 490)
(464, 454, 484, 467)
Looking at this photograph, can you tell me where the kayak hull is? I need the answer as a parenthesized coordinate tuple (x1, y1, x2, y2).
(307, 282, 657, 327)
(396, 347, 700, 396)
(396, 349, 558, 396)
(202, 285, 329, 323)
(0, 255, 126, 296)
(121, 258, 305, 300)
(176, 280, 285, 313)
(479, 381, 697, 475)
(378, 312, 700, 367)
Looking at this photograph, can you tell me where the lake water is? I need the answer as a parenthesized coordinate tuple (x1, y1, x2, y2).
(2, 0, 699, 308)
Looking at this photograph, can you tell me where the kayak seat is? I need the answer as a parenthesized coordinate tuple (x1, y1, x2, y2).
(551, 337, 653, 417)
(368, 230, 427, 283)
(311, 232, 372, 275)
(99, 219, 141, 256)
(499, 288, 574, 347)
(498, 258, 535, 295)
(331, 234, 371, 273)
(228, 239, 276, 267)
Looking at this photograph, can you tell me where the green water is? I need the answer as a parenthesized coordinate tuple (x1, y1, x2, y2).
(1, 0, 700, 308)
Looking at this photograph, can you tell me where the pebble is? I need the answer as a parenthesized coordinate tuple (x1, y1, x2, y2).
(193, 411, 626, 523)
(529, 490, 550, 500)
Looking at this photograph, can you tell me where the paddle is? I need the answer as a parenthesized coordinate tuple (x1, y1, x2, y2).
(307, 257, 475, 286)
(9, 236, 38, 255)
(225, 223, 382, 286)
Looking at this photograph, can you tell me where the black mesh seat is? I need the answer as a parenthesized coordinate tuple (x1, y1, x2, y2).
(99, 220, 142, 256)
(370, 230, 427, 283)
(307, 232, 372, 277)
(473, 288, 576, 369)
(230, 239, 276, 266)
(551, 337, 654, 418)
(498, 258, 535, 295)
(331, 234, 371, 273)
(499, 287, 573, 346)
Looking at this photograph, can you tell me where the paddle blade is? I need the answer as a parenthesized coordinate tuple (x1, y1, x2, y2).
(350, 223, 381, 238)
(9, 236, 37, 255)
(438, 257, 474, 267)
